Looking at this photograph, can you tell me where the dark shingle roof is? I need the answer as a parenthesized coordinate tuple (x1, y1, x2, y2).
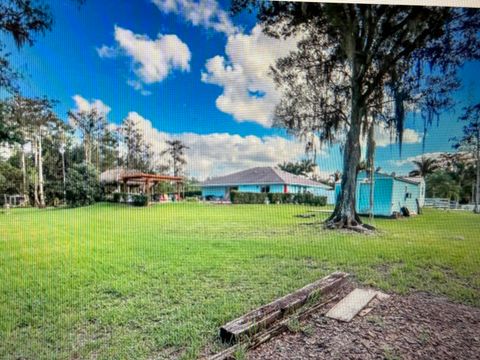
(201, 167, 332, 189)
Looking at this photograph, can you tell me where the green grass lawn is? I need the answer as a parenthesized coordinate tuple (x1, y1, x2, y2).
(0, 203, 479, 359)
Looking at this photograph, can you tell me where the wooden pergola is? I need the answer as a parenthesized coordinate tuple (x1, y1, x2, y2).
(121, 172, 184, 200)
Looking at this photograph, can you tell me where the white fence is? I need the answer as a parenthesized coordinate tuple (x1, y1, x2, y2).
(424, 198, 457, 209)
(424, 198, 477, 210)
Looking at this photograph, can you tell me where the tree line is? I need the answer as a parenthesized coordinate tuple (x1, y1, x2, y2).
(0, 95, 189, 207)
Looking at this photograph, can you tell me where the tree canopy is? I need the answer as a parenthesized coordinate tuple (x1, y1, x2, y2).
(162, 140, 190, 177)
(233, 1, 480, 231)
(409, 157, 439, 177)
(278, 159, 316, 176)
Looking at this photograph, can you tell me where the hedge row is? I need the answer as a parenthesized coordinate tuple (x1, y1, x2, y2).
(183, 190, 202, 197)
(230, 191, 327, 206)
(230, 191, 268, 204)
(270, 192, 327, 206)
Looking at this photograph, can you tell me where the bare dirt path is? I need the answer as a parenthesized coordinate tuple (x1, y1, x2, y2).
(248, 292, 480, 360)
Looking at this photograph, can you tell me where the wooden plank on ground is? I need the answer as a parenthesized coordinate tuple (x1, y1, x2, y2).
(219, 272, 349, 343)
(325, 288, 377, 322)
(207, 294, 341, 360)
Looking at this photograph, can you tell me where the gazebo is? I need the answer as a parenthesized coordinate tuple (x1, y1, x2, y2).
(100, 168, 184, 202)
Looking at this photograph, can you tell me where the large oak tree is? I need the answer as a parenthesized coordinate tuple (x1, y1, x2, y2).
(233, 2, 480, 231)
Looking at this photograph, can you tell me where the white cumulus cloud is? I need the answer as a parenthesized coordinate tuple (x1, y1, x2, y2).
(201, 25, 300, 127)
(96, 44, 117, 58)
(373, 124, 422, 148)
(97, 26, 191, 93)
(71, 95, 111, 116)
(152, 0, 238, 36)
(123, 111, 308, 180)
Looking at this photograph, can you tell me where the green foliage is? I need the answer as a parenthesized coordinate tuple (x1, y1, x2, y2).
(409, 157, 439, 177)
(132, 194, 149, 207)
(278, 159, 316, 176)
(267, 192, 327, 206)
(294, 193, 327, 206)
(65, 163, 100, 207)
(0, 160, 22, 194)
(0, 0, 53, 93)
(121, 115, 153, 172)
(0, 101, 21, 143)
(267, 192, 295, 204)
(426, 170, 462, 200)
(113, 192, 124, 203)
(184, 190, 202, 197)
(161, 139, 190, 176)
(231, 191, 327, 206)
(230, 191, 267, 204)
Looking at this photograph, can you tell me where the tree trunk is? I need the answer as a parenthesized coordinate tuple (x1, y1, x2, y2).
(61, 150, 66, 204)
(33, 138, 40, 207)
(20, 147, 29, 204)
(84, 134, 91, 165)
(326, 42, 373, 232)
(366, 121, 376, 220)
(37, 133, 45, 208)
(475, 131, 480, 214)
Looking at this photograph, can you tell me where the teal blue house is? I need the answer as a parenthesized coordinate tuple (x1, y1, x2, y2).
(335, 171, 426, 216)
(201, 167, 335, 204)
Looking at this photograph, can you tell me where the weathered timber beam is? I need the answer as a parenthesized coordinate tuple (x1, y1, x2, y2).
(208, 293, 342, 360)
(219, 271, 349, 343)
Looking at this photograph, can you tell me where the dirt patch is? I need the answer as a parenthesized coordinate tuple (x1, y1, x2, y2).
(248, 292, 480, 360)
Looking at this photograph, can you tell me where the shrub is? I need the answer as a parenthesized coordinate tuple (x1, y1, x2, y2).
(267, 193, 295, 204)
(65, 163, 101, 207)
(132, 194, 149, 206)
(230, 191, 267, 204)
(266, 193, 279, 204)
(230, 190, 239, 203)
(184, 190, 202, 197)
(317, 196, 327, 206)
(230, 191, 326, 206)
(267, 192, 327, 206)
(113, 192, 122, 203)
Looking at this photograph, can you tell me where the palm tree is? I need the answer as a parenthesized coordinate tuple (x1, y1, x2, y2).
(409, 156, 439, 177)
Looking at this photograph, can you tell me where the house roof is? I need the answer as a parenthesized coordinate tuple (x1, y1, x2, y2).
(201, 167, 332, 189)
(397, 176, 424, 184)
(335, 172, 425, 186)
(355, 171, 423, 186)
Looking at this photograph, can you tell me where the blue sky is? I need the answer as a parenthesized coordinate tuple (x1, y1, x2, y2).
(5, 0, 480, 179)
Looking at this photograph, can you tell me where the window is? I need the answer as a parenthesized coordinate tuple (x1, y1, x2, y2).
(261, 186, 270, 193)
